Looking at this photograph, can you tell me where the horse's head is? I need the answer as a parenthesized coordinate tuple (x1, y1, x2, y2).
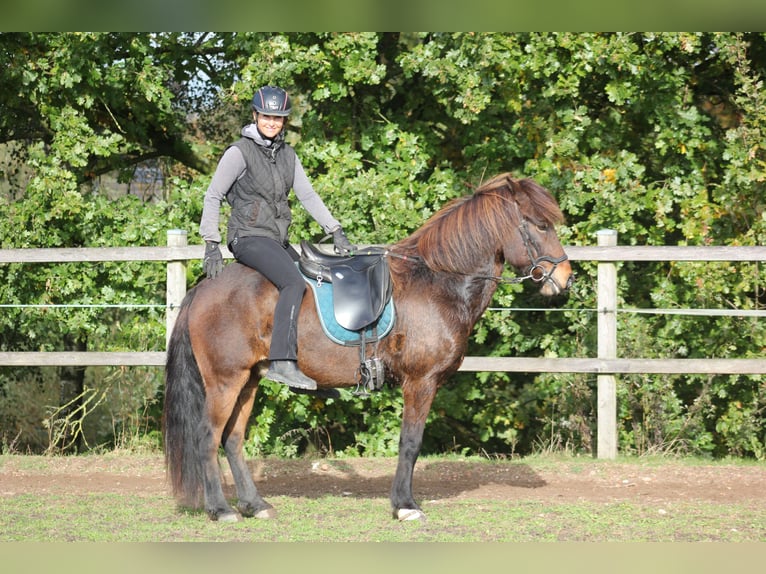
(487, 176, 574, 296)
(505, 214, 573, 297)
(394, 174, 573, 296)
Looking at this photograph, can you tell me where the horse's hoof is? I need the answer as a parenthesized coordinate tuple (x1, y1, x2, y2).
(254, 507, 277, 519)
(216, 511, 240, 523)
(397, 508, 426, 522)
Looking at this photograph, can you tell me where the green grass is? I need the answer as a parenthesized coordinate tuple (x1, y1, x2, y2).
(1, 492, 763, 542)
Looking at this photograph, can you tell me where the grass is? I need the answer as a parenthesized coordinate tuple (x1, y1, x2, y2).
(2, 492, 762, 542)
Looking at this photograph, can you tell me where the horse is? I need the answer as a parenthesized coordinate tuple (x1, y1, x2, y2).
(162, 173, 574, 522)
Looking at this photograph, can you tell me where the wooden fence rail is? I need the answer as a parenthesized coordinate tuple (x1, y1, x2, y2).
(2, 229, 765, 458)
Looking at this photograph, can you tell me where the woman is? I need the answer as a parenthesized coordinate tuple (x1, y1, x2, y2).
(199, 85, 355, 391)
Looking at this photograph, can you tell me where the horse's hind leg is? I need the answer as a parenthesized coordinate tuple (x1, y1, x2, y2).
(222, 374, 275, 519)
(197, 421, 238, 522)
(198, 370, 253, 522)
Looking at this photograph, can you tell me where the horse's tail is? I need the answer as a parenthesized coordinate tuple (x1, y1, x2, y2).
(162, 287, 207, 509)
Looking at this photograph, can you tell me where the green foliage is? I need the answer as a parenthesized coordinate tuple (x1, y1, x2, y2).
(1, 32, 765, 458)
(244, 383, 405, 458)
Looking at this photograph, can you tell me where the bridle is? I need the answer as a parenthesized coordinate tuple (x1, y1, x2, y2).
(455, 222, 567, 288)
(511, 212, 569, 286)
(468, 198, 569, 288)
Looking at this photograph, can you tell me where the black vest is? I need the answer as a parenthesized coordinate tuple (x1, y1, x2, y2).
(225, 137, 296, 247)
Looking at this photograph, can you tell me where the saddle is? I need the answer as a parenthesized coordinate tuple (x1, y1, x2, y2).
(299, 241, 392, 332)
(298, 241, 394, 396)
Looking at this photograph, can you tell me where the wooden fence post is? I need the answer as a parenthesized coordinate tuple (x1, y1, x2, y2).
(166, 229, 188, 348)
(596, 229, 618, 459)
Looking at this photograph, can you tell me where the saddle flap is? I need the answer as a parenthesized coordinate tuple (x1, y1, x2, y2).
(298, 241, 392, 332)
(331, 255, 392, 331)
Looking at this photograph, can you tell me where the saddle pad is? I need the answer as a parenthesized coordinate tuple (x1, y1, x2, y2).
(304, 275, 395, 346)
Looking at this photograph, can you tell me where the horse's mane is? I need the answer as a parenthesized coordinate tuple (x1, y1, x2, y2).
(393, 173, 564, 273)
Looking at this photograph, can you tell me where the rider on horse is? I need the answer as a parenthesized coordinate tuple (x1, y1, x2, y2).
(198, 85, 356, 391)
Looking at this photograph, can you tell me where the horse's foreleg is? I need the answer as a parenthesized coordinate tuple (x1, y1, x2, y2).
(221, 377, 275, 519)
(390, 379, 437, 521)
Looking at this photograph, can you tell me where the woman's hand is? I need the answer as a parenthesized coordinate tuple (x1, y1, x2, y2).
(203, 242, 223, 278)
(332, 227, 356, 256)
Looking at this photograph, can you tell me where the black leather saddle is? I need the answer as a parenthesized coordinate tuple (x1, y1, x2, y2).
(299, 241, 392, 332)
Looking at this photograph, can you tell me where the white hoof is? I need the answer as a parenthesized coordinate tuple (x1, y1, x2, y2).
(254, 507, 277, 519)
(397, 508, 426, 522)
(217, 512, 240, 523)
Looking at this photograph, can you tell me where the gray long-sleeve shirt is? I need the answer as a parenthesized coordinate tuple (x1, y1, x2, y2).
(199, 124, 341, 244)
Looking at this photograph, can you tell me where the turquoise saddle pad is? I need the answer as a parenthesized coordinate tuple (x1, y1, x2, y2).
(304, 275, 395, 346)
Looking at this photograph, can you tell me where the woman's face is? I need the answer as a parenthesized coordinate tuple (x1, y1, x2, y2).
(255, 113, 285, 139)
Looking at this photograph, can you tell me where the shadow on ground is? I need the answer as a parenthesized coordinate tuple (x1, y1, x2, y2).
(234, 458, 547, 500)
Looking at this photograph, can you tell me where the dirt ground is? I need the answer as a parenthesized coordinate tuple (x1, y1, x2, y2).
(2, 454, 765, 506)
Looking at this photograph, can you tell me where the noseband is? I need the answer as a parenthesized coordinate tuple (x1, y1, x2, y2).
(514, 214, 569, 287)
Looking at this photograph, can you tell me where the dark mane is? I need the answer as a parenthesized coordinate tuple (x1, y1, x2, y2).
(393, 173, 564, 273)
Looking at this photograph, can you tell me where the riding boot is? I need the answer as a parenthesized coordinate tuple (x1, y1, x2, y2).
(265, 360, 318, 390)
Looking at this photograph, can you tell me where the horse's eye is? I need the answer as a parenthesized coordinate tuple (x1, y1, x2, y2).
(536, 223, 549, 232)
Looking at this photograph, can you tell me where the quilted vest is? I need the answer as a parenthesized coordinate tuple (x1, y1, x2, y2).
(225, 136, 296, 246)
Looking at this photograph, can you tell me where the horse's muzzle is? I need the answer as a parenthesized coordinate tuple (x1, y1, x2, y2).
(540, 258, 573, 296)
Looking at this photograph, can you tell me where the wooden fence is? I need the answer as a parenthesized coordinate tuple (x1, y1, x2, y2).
(1, 229, 765, 458)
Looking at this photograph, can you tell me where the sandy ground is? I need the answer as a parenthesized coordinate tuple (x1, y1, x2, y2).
(2, 454, 764, 506)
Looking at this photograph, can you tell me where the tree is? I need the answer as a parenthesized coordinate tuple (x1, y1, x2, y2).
(0, 32, 231, 450)
(226, 33, 766, 457)
(0, 33, 259, 187)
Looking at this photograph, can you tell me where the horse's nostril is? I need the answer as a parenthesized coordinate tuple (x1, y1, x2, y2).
(566, 275, 575, 290)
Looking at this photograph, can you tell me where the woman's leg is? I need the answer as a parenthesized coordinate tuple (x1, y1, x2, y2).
(231, 236, 316, 389)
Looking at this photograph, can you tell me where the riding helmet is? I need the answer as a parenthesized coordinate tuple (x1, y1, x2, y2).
(251, 86, 292, 116)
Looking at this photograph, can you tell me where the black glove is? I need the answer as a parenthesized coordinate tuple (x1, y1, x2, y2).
(332, 226, 356, 256)
(203, 241, 223, 279)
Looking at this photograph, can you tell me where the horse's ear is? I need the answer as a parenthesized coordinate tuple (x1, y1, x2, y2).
(503, 175, 518, 196)
(497, 173, 520, 198)
(477, 172, 517, 196)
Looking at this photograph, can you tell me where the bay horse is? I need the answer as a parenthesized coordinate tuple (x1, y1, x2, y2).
(163, 173, 573, 522)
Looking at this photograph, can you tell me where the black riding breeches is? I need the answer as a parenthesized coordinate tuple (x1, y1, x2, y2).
(230, 236, 305, 361)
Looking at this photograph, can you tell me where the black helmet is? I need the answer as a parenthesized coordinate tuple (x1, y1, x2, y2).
(251, 86, 291, 116)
